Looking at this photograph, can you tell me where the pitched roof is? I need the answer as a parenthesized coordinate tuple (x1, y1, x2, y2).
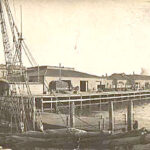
(27, 66, 100, 79)
(109, 73, 127, 80)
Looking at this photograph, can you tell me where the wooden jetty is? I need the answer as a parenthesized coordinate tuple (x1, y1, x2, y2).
(0, 89, 149, 133)
(32, 90, 150, 112)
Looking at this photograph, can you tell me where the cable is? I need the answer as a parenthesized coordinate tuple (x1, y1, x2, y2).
(22, 41, 38, 66)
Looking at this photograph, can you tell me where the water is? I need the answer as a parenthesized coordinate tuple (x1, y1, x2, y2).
(2, 101, 150, 150)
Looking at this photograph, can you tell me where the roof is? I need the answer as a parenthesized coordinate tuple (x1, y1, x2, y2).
(109, 73, 127, 80)
(128, 74, 150, 80)
(28, 65, 74, 71)
(109, 73, 150, 81)
(27, 66, 100, 79)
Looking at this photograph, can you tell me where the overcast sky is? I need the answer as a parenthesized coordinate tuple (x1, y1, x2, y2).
(1, 0, 150, 76)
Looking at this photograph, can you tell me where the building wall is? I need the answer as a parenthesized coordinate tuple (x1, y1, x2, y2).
(103, 79, 114, 89)
(134, 80, 150, 89)
(45, 76, 100, 92)
(116, 80, 127, 88)
(10, 82, 43, 95)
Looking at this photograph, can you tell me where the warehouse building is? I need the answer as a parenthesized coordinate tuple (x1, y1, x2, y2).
(27, 66, 101, 94)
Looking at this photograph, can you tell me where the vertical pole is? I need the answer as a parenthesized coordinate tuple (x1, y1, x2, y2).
(80, 99, 82, 110)
(127, 100, 133, 131)
(103, 118, 105, 130)
(37, 65, 40, 82)
(98, 121, 101, 130)
(43, 76, 44, 94)
(66, 116, 69, 127)
(99, 98, 101, 111)
(59, 63, 61, 81)
(41, 98, 43, 112)
(109, 101, 114, 131)
(124, 113, 127, 125)
(33, 97, 36, 131)
(70, 101, 75, 128)
(10, 114, 12, 133)
(55, 98, 58, 113)
(50, 98, 53, 112)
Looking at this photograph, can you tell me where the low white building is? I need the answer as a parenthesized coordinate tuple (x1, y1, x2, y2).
(27, 66, 101, 93)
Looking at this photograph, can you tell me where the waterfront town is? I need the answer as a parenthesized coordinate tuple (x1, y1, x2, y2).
(1, 0, 150, 150)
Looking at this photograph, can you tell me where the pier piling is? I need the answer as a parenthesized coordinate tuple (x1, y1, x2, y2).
(109, 101, 114, 131)
(127, 100, 133, 131)
(70, 101, 75, 128)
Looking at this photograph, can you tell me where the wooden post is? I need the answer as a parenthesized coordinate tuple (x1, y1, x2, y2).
(70, 101, 75, 128)
(80, 99, 82, 110)
(98, 121, 101, 130)
(123, 113, 127, 125)
(10, 114, 13, 133)
(127, 100, 133, 131)
(66, 116, 69, 127)
(109, 101, 114, 131)
(50, 98, 53, 112)
(55, 97, 58, 113)
(102, 118, 105, 130)
(41, 98, 43, 112)
(33, 97, 36, 131)
(99, 99, 101, 111)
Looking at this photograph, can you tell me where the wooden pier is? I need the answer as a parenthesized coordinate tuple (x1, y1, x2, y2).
(33, 90, 150, 112)
(0, 89, 150, 133)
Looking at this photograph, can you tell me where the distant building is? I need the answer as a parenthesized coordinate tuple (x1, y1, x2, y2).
(128, 74, 150, 89)
(107, 73, 150, 90)
(99, 76, 114, 90)
(109, 73, 132, 90)
(27, 66, 101, 93)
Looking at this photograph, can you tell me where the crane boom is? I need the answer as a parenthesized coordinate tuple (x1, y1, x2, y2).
(3, 0, 22, 67)
(0, 1, 13, 73)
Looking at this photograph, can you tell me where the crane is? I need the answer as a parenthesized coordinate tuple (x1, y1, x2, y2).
(0, 0, 37, 79)
(0, 0, 38, 132)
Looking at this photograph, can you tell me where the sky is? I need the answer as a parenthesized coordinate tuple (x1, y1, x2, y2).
(1, 0, 150, 76)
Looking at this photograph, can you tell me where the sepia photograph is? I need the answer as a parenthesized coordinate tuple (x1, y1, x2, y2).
(0, 0, 150, 149)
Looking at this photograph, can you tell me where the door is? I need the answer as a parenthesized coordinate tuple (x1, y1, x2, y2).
(80, 81, 87, 92)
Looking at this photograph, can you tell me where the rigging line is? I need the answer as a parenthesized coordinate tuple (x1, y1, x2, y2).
(55, 99, 97, 128)
(12, 0, 16, 21)
(17, 83, 30, 131)
(55, 97, 67, 126)
(54, 98, 96, 128)
(22, 41, 37, 66)
(22, 44, 34, 66)
(74, 115, 98, 129)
